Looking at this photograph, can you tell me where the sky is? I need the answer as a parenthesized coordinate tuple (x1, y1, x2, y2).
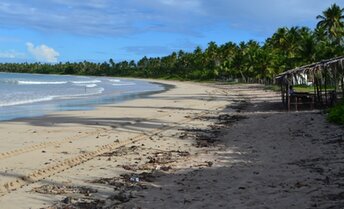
(0, 0, 342, 63)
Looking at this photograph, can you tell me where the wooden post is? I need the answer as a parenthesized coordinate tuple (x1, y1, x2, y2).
(316, 75, 322, 107)
(281, 83, 285, 105)
(324, 66, 328, 107)
(286, 83, 290, 111)
(342, 78, 344, 99)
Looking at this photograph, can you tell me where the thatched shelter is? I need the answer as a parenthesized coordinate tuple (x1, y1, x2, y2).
(276, 56, 344, 111)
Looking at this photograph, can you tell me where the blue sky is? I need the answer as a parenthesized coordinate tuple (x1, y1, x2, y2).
(0, 0, 341, 63)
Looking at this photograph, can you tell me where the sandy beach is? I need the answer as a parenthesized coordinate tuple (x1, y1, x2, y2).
(0, 80, 343, 209)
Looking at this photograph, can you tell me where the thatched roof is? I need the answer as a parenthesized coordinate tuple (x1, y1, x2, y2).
(275, 56, 344, 81)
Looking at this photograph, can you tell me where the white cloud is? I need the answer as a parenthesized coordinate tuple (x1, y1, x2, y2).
(26, 42, 59, 63)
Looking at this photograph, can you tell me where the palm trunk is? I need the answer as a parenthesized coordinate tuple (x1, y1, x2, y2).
(239, 70, 246, 83)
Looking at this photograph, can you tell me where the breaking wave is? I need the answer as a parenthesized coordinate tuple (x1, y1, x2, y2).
(17, 81, 67, 85)
(71, 80, 101, 84)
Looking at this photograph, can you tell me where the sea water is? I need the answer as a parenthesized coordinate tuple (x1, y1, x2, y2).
(0, 72, 166, 121)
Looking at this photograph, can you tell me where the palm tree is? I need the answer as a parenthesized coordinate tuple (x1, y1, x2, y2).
(203, 42, 220, 79)
(265, 27, 301, 72)
(266, 27, 289, 52)
(297, 30, 317, 64)
(316, 4, 344, 44)
(230, 42, 247, 82)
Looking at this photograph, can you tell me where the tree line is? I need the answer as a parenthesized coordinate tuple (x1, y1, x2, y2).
(0, 4, 343, 83)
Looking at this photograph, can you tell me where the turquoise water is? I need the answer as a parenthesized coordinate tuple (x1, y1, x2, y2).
(0, 72, 166, 121)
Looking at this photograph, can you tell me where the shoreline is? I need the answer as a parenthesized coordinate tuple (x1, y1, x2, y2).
(0, 76, 174, 122)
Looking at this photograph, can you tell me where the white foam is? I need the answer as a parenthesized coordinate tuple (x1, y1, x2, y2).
(74, 84, 98, 88)
(109, 79, 121, 82)
(0, 86, 105, 107)
(71, 80, 101, 84)
(17, 81, 67, 85)
(112, 82, 135, 86)
(85, 84, 97, 88)
(0, 96, 55, 107)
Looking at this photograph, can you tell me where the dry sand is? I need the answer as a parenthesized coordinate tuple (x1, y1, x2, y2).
(0, 80, 343, 209)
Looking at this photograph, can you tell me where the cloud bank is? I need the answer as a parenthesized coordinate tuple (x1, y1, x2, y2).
(26, 42, 60, 63)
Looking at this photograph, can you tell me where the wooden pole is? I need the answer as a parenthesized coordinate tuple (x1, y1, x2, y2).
(281, 83, 285, 105)
(324, 67, 328, 107)
(287, 81, 290, 111)
(313, 71, 316, 109)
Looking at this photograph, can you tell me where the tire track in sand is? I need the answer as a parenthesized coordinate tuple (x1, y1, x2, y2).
(0, 104, 225, 197)
(0, 87, 223, 161)
(0, 129, 107, 161)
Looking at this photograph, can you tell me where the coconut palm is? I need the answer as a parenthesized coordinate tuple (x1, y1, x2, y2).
(316, 4, 344, 44)
(297, 30, 317, 64)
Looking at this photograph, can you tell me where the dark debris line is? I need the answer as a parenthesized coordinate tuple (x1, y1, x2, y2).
(37, 103, 249, 209)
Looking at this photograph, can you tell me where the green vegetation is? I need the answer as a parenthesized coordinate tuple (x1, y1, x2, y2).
(0, 4, 343, 83)
(328, 100, 344, 124)
(264, 85, 280, 92)
(293, 85, 315, 93)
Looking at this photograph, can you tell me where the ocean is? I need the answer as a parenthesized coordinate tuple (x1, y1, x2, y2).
(0, 72, 166, 121)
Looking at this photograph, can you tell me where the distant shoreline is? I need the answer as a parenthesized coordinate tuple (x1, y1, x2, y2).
(0, 73, 173, 121)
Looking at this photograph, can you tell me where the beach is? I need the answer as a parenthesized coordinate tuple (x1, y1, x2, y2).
(0, 80, 343, 209)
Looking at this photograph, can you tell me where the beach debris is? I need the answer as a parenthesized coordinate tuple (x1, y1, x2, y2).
(89, 171, 160, 206)
(147, 151, 172, 164)
(112, 191, 132, 203)
(92, 172, 157, 187)
(179, 128, 219, 147)
(216, 114, 247, 126)
(193, 113, 247, 126)
(179, 113, 248, 148)
(62, 197, 72, 204)
(122, 164, 138, 171)
(135, 150, 190, 171)
(206, 161, 213, 167)
(122, 172, 156, 183)
(130, 177, 140, 182)
(109, 149, 189, 172)
(231, 100, 249, 112)
(46, 197, 105, 209)
(100, 145, 139, 157)
(32, 184, 97, 195)
(160, 166, 172, 171)
(191, 115, 218, 121)
(38, 185, 102, 209)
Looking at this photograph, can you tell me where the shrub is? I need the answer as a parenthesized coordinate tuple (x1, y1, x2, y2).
(327, 100, 344, 124)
